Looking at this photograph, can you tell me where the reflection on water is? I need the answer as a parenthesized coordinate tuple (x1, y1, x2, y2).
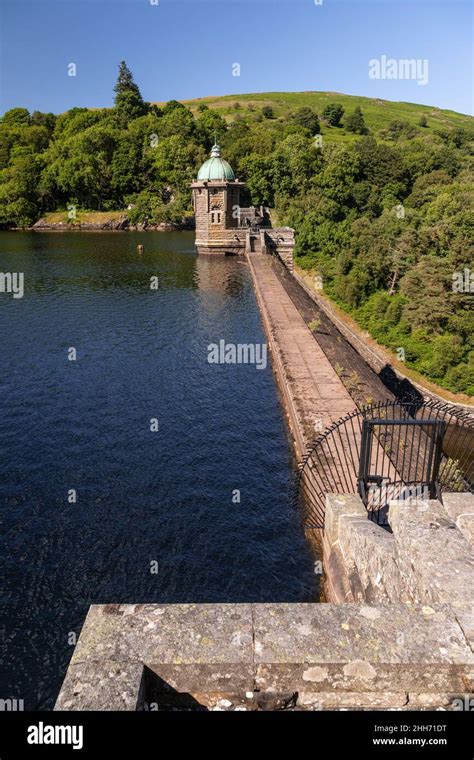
(0, 232, 316, 709)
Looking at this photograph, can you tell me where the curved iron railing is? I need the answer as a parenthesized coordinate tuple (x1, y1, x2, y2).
(295, 400, 474, 529)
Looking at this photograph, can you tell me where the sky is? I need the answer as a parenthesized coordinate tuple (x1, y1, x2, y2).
(0, 0, 472, 116)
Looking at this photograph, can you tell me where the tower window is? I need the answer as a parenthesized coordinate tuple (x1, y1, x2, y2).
(210, 211, 221, 224)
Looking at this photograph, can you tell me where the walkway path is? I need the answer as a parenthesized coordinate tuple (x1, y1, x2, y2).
(246, 252, 355, 457)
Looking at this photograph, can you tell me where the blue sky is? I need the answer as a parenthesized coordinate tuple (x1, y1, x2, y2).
(0, 0, 472, 115)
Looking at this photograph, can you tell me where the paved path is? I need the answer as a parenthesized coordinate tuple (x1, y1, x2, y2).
(247, 252, 356, 457)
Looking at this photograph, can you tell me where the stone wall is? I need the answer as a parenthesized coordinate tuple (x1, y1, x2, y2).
(323, 493, 474, 606)
(55, 601, 473, 711)
(264, 228, 295, 271)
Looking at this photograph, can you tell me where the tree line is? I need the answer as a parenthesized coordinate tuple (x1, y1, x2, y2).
(0, 62, 473, 394)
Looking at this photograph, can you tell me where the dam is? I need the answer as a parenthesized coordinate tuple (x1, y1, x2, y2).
(53, 146, 474, 711)
(1, 146, 472, 713)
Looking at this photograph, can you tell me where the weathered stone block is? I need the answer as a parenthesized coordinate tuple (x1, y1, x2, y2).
(253, 603, 473, 693)
(443, 493, 474, 544)
(323, 540, 357, 603)
(55, 661, 145, 711)
(338, 517, 402, 603)
(389, 499, 474, 605)
(451, 602, 474, 650)
(67, 603, 255, 694)
(325, 494, 367, 547)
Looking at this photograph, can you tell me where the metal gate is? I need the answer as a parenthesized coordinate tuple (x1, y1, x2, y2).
(358, 417, 446, 521)
(295, 401, 474, 529)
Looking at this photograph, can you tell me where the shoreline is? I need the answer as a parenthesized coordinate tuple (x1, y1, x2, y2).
(1, 215, 195, 233)
(22, 227, 194, 232)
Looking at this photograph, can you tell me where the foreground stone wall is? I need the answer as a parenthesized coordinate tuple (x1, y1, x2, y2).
(323, 493, 474, 606)
(55, 601, 473, 711)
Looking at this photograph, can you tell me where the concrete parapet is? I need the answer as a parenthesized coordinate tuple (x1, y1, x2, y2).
(323, 493, 474, 608)
(252, 603, 472, 695)
(55, 602, 473, 711)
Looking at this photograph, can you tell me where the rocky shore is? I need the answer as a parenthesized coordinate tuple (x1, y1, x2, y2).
(28, 215, 194, 232)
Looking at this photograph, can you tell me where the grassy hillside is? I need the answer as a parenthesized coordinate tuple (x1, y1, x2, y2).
(167, 91, 472, 142)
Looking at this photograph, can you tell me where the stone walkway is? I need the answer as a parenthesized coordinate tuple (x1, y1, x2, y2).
(246, 253, 355, 457)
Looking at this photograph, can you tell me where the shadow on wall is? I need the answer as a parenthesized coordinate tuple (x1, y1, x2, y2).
(378, 365, 424, 408)
(140, 668, 209, 712)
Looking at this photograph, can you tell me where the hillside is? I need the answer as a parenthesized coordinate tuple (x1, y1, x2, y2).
(172, 90, 473, 143)
(0, 71, 473, 396)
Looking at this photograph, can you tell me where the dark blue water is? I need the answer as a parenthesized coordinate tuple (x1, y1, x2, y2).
(0, 231, 316, 709)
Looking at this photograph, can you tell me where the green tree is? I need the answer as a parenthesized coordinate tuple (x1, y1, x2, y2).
(152, 135, 204, 194)
(239, 154, 274, 205)
(400, 258, 453, 333)
(320, 144, 360, 205)
(262, 105, 275, 119)
(322, 103, 344, 127)
(0, 154, 41, 226)
(383, 120, 418, 141)
(345, 106, 368, 135)
(159, 105, 195, 140)
(30, 111, 54, 128)
(114, 61, 148, 123)
(289, 107, 320, 135)
(1, 108, 30, 126)
(195, 108, 227, 150)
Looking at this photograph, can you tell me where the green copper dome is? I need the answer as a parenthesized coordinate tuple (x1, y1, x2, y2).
(197, 143, 235, 181)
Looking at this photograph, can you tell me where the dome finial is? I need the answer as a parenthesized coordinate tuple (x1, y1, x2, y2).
(210, 134, 220, 158)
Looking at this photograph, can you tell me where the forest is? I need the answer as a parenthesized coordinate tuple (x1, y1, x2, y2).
(0, 62, 473, 395)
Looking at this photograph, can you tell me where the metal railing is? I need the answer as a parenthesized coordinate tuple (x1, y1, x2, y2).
(295, 400, 474, 529)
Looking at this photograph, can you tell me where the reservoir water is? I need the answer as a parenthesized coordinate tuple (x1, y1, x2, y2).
(0, 231, 316, 709)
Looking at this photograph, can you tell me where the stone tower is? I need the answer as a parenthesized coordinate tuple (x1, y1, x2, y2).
(191, 143, 246, 255)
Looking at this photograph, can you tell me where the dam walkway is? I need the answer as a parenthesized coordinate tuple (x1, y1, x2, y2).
(246, 251, 356, 458)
